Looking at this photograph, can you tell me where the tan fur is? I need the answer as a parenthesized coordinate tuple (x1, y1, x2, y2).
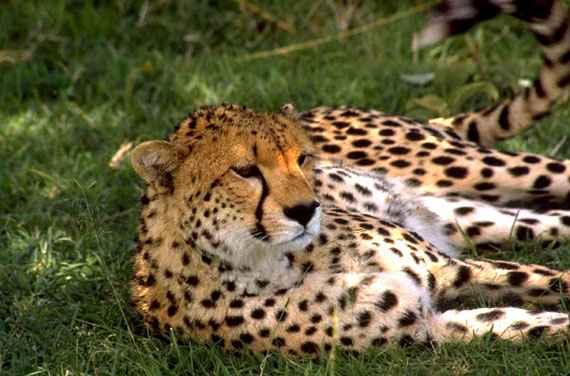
(130, 0, 570, 357)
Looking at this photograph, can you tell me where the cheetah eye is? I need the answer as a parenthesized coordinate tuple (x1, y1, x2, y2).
(297, 154, 309, 166)
(232, 165, 263, 179)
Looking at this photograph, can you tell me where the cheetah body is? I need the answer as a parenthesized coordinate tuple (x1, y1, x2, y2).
(130, 0, 570, 357)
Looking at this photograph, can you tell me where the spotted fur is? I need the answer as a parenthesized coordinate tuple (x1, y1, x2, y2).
(130, 0, 570, 357)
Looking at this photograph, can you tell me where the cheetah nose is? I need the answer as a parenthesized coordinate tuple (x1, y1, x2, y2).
(283, 201, 320, 227)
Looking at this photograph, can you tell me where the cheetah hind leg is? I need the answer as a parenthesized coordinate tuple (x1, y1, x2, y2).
(419, 195, 570, 251)
(431, 307, 569, 343)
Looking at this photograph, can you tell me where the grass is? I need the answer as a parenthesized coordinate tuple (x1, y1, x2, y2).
(2, 0, 570, 374)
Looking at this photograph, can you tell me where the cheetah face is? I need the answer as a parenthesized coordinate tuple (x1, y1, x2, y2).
(131, 105, 321, 268)
(192, 136, 321, 266)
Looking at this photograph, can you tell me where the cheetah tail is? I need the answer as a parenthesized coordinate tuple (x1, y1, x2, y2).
(415, 0, 570, 147)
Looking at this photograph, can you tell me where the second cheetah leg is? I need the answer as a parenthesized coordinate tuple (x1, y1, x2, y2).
(431, 307, 569, 342)
(425, 255, 570, 306)
(420, 195, 570, 250)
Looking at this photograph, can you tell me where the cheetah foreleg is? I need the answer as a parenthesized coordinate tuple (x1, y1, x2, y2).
(420, 195, 570, 250)
(432, 307, 569, 342)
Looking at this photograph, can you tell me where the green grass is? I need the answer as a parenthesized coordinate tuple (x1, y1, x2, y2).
(3, 0, 570, 374)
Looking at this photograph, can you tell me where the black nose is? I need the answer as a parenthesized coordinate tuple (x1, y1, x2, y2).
(283, 201, 320, 227)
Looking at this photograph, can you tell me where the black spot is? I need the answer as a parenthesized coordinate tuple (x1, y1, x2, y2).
(444, 166, 468, 179)
(498, 106, 510, 130)
(357, 311, 372, 327)
(301, 341, 319, 354)
(225, 315, 245, 327)
(347, 151, 367, 160)
(432, 156, 455, 165)
(251, 308, 266, 320)
(149, 300, 160, 310)
(436, 179, 453, 188)
(474, 182, 496, 191)
(391, 160, 411, 168)
(511, 321, 530, 330)
(287, 324, 301, 333)
(340, 191, 356, 203)
(376, 291, 398, 312)
(382, 120, 402, 127)
(515, 226, 535, 241)
(328, 172, 344, 182)
(258, 328, 271, 337)
(528, 288, 548, 297)
(323, 144, 342, 153)
(310, 314, 322, 324)
(508, 166, 530, 176)
(311, 135, 329, 143)
(332, 120, 350, 128)
(482, 156, 506, 167)
(372, 337, 388, 347)
(481, 168, 494, 178)
(466, 226, 481, 237)
(507, 271, 529, 287)
(476, 309, 504, 322)
(428, 272, 437, 290)
(210, 334, 224, 347)
(388, 146, 411, 155)
(346, 127, 367, 136)
(561, 216, 570, 226)
(527, 326, 548, 339)
(453, 266, 471, 288)
(403, 267, 422, 285)
(523, 155, 541, 164)
(492, 261, 519, 270)
(445, 148, 467, 156)
(467, 121, 481, 142)
(302, 262, 315, 273)
(272, 337, 286, 347)
(298, 299, 309, 311)
(142, 274, 156, 287)
(406, 132, 425, 141)
(551, 317, 568, 325)
(140, 194, 150, 205)
(340, 337, 354, 347)
(210, 290, 222, 302)
(275, 310, 288, 322)
(455, 207, 474, 216)
(534, 268, 555, 276)
(548, 278, 568, 293)
(502, 293, 524, 307)
(533, 175, 552, 189)
(231, 340, 243, 350)
(398, 310, 418, 327)
(398, 335, 415, 347)
(352, 139, 372, 148)
(240, 332, 254, 344)
(355, 183, 372, 196)
(546, 162, 566, 174)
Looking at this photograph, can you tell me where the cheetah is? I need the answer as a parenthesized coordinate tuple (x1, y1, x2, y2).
(130, 0, 570, 357)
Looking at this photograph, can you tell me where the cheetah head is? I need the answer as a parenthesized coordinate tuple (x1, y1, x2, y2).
(131, 104, 321, 268)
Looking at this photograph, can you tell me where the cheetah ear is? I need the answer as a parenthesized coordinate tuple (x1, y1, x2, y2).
(131, 140, 183, 184)
(280, 103, 299, 119)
